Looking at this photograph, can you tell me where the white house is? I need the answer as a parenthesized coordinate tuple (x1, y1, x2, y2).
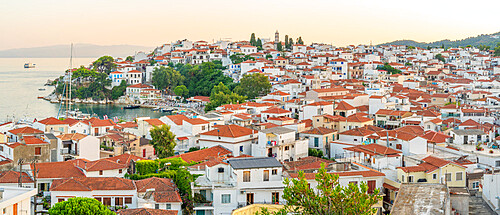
(0, 186, 37, 215)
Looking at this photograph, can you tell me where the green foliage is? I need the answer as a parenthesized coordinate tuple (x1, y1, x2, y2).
(100, 143, 114, 151)
(380, 32, 500, 48)
(136, 160, 159, 175)
(71, 66, 98, 80)
(174, 85, 189, 98)
(234, 73, 271, 99)
(71, 72, 112, 100)
(177, 62, 234, 97)
(111, 80, 128, 100)
(48, 197, 114, 215)
(256, 164, 381, 215)
(230, 53, 255, 65)
(288, 38, 294, 49)
(157, 157, 191, 170)
(266, 54, 273, 59)
(308, 148, 323, 158)
(256, 38, 263, 50)
(495, 43, 500, 57)
(478, 45, 491, 51)
(152, 66, 184, 94)
(297, 36, 304, 45)
(205, 82, 246, 112)
(188, 147, 200, 152)
(435, 54, 446, 63)
(250, 33, 257, 46)
(92, 56, 116, 74)
(150, 125, 176, 158)
(277, 42, 283, 51)
(125, 56, 134, 62)
(284, 35, 289, 49)
(376, 63, 401, 74)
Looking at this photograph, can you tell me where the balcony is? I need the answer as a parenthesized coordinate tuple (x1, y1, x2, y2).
(60, 148, 76, 155)
(194, 202, 214, 210)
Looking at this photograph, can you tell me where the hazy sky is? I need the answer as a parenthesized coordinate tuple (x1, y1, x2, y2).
(1, 0, 499, 50)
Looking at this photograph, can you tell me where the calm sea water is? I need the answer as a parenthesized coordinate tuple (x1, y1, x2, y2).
(0, 58, 165, 122)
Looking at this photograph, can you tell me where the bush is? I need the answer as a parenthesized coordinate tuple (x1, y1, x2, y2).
(48, 197, 114, 215)
(136, 160, 159, 175)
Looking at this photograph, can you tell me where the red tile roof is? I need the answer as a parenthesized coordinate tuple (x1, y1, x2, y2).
(51, 177, 136, 191)
(335, 101, 355, 110)
(165, 115, 189, 126)
(37, 117, 68, 125)
(144, 119, 165, 126)
(301, 127, 336, 135)
(33, 160, 86, 179)
(262, 107, 291, 114)
(184, 118, 209, 125)
(171, 145, 232, 163)
(0, 171, 33, 183)
(22, 136, 47, 145)
(8, 127, 43, 135)
(201, 124, 257, 138)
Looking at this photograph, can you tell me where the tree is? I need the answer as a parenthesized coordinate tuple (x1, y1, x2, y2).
(234, 73, 271, 99)
(125, 56, 134, 62)
(92, 56, 116, 74)
(435, 54, 446, 63)
(265, 54, 273, 59)
(297, 36, 304, 45)
(257, 164, 381, 215)
(205, 91, 246, 112)
(250, 33, 257, 46)
(48, 197, 114, 215)
(376, 63, 401, 74)
(256, 38, 263, 50)
(277, 42, 283, 51)
(284, 35, 289, 49)
(111, 80, 128, 100)
(174, 85, 189, 98)
(150, 125, 176, 158)
(495, 43, 500, 57)
(152, 66, 184, 94)
(289, 38, 294, 49)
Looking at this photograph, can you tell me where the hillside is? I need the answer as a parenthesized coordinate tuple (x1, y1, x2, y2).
(0, 44, 154, 58)
(379, 31, 500, 48)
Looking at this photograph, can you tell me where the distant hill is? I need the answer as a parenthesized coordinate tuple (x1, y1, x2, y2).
(379, 31, 500, 48)
(0, 44, 154, 58)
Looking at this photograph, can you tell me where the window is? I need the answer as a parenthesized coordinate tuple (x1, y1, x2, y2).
(456, 172, 463, 181)
(166, 204, 171, 209)
(221, 194, 231, 203)
(155, 204, 160, 209)
(472, 181, 480, 189)
(124, 197, 132, 204)
(35, 147, 41, 155)
(496, 160, 500, 167)
(99, 170, 103, 175)
(218, 167, 224, 173)
(285, 146, 289, 151)
(94, 197, 102, 202)
(103, 198, 112, 206)
(432, 173, 437, 180)
(272, 169, 277, 175)
(58, 198, 65, 203)
(263, 170, 269, 181)
(349, 181, 358, 185)
(445, 173, 452, 181)
(202, 126, 206, 130)
(240, 146, 243, 152)
(119, 169, 123, 174)
(272, 192, 280, 203)
(354, 139, 358, 142)
(396, 144, 402, 150)
(115, 197, 123, 206)
(408, 176, 414, 183)
(325, 136, 328, 143)
(314, 137, 319, 147)
(243, 171, 251, 182)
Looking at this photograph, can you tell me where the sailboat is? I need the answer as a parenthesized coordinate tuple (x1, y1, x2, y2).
(57, 44, 74, 119)
(24, 62, 36, 68)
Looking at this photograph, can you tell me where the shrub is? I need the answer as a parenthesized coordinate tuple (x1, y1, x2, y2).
(136, 160, 158, 175)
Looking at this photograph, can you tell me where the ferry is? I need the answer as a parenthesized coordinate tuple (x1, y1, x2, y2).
(24, 63, 36, 68)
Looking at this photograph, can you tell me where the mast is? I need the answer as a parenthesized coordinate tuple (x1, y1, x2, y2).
(66, 43, 73, 118)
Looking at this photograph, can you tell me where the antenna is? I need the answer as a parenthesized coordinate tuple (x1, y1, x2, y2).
(67, 43, 73, 118)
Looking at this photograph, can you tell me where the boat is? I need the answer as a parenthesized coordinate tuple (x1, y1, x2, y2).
(24, 63, 36, 68)
(38, 88, 46, 91)
(37, 96, 44, 99)
(124, 105, 140, 109)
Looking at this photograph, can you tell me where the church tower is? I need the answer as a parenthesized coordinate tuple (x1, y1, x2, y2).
(275, 30, 279, 43)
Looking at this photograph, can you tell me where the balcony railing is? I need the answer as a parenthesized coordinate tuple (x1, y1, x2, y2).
(194, 202, 213, 208)
(60, 148, 76, 155)
(237, 201, 284, 208)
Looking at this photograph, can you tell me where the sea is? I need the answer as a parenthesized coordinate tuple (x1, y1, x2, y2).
(0, 58, 165, 122)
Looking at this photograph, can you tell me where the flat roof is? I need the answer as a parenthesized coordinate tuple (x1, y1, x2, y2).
(391, 183, 449, 215)
(260, 127, 294, 135)
(228, 157, 282, 169)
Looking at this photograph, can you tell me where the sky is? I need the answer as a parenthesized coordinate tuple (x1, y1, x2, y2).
(1, 0, 499, 50)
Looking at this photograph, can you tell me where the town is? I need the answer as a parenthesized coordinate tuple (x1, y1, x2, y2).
(1, 31, 500, 215)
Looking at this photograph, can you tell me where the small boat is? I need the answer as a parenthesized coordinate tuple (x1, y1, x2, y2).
(37, 96, 44, 99)
(124, 105, 140, 109)
(38, 88, 46, 91)
(24, 63, 36, 68)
